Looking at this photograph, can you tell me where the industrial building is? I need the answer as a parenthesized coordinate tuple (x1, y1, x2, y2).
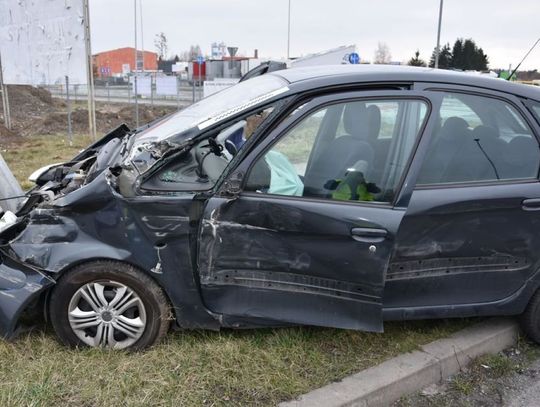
(93, 47, 158, 77)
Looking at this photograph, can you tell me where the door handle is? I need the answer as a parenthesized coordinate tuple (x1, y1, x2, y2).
(351, 227, 388, 243)
(522, 198, 540, 211)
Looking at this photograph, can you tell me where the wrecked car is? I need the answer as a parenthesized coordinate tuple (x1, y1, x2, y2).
(2, 65, 540, 350)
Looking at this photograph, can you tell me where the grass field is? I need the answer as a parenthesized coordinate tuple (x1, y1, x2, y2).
(1, 134, 474, 406)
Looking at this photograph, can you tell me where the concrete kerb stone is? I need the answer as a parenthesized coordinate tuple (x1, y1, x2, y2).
(280, 318, 519, 407)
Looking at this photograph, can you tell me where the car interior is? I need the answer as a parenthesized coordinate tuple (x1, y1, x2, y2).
(417, 93, 540, 185)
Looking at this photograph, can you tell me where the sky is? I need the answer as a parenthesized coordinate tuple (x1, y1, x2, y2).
(89, 0, 540, 70)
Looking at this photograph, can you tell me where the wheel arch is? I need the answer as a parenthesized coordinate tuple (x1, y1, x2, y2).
(44, 258, 178, 327)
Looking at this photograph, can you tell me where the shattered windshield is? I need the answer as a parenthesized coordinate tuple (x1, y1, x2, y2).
(134, 75, 289, 144)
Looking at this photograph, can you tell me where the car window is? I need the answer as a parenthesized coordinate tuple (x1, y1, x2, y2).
(245, 98, 428, 203)
(417, 92, 540, 185)
(528, 101, 540, 126)
(151, 106, 276, 191)
(336, 101, 400, 139)
(439, 94, 482, 128)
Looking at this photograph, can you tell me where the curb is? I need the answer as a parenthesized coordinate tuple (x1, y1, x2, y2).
(280, 318, 519, 407)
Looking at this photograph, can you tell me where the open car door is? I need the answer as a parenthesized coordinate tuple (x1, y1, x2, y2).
(197, 90, 432, 331)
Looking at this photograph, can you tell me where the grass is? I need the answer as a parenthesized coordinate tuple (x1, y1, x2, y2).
(1, 133, 474, 405)
(1, 134, 92, 190)
(0, 321, 472, 406)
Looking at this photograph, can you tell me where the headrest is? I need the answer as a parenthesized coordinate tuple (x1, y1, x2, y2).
(439, 116, 469, 141)
(343, 103, 381, 141)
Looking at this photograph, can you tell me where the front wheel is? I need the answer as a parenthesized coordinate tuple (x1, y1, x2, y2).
(49, 261, 170, 350)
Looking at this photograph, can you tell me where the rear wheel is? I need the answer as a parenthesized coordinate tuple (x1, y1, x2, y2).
(520, 289, 540, 344)
(50, 261, 170, 350)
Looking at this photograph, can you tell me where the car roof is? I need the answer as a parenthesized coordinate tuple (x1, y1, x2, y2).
(269, 64, 540, 101)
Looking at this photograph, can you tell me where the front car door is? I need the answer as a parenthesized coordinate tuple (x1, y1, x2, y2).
(197, 91, 431, 331)
(385, 86, 540, 318)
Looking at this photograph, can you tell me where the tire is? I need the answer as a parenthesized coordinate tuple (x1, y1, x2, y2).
(520, 289, 540, 344)
(49, 261, 170, 350)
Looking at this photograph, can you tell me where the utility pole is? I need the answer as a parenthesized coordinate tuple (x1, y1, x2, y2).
(83, 0, 97, 140)
(139, 0, 145, 72)
(434, 0, 444, 69)
(133, 0, 139, 128)
(287, 0, 291, 59)
(0, 52, 21, 213)
(0, 52, 12, 130)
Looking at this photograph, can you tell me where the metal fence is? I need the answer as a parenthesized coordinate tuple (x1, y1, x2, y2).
(44, 75, 205, 108)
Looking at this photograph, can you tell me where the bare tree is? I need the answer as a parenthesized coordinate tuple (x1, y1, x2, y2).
(154, 32, 168, 60)
(178, 45, 203, 61)
(374, 42, 392, 64)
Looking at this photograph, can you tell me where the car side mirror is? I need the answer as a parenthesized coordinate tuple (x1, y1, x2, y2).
(222, 172, 244, 198)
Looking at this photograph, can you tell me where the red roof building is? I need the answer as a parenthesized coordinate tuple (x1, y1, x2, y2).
(93, 47, 158, 77)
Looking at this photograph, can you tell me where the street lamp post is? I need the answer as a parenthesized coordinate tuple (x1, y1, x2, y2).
(287, 0, 291, 59)
(133, 0, 139, 128)
(434, 0, 444, 69)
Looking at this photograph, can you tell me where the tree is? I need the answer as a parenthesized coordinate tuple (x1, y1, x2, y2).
(154, 32, 168, 60)
(408, 50, 427, 67)
(374, 42, 391, 64)
(178, 45, 203, 61)
(450, 38, 488, 71)
(429, 43, 452, 69)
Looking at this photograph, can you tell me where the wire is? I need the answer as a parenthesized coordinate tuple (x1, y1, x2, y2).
(474, 138, 500, 180)
(508, 37, 540, 80)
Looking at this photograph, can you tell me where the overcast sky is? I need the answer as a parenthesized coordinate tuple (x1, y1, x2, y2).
(89, 0, 540, 70)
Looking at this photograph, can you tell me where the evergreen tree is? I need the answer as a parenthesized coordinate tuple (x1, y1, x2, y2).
(408, 50, 427, 67)
(450, 39, 465, 69)
(450, 38, 489, 70)
(429, 43, 452, 68)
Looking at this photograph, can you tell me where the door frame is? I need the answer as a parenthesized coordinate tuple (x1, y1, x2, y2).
(196, 89, 442, 330)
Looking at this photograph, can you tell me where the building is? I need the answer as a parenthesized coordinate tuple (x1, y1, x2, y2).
(211, 42, 227, 60)
(93, 47, 158, 77)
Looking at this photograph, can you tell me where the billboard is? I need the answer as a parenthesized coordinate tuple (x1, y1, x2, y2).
(0, 0, 86, 85)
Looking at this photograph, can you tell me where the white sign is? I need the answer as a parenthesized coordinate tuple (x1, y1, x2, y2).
(0, 0, 86, 85)
(203, 78, 240, 98)
(156, 77, 177, 96)
(132, 76, 152, 96)
(122, 63, 131, 76)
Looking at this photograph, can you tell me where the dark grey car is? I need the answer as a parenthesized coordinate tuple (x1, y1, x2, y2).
(2, 65, 540, 349)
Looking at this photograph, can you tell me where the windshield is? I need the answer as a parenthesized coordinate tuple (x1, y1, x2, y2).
(134, 74, 289, 144)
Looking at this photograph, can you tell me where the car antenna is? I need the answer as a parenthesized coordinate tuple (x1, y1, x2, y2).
(506, 37, 540, 81)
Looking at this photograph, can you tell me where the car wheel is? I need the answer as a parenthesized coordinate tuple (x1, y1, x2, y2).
(520, 289, 540, 344)
(49, 261, 170, 350)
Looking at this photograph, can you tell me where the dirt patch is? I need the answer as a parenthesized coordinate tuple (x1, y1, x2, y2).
(0, 85, 176, 138)
(25, 105, 176, 135)
(0, 123, 22, 147)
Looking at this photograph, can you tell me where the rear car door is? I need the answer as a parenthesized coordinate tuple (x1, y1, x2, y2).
(385, 88, 540, 315)
(197, 91, 431, 331)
